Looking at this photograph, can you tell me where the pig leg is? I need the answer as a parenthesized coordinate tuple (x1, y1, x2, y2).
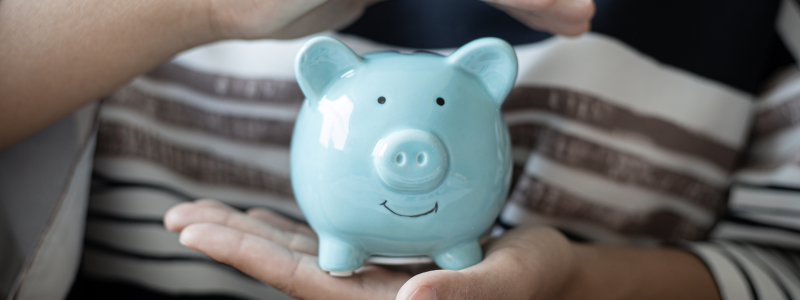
(431, 239, 482, 270)
(318, 235, 366, 277)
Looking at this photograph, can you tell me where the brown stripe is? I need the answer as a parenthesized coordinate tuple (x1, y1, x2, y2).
(106, 87, 295, 146)
(508, 174, 708, 242)
(741, 151, 800, 171)
(752, 96, 800, 140)
(145, 63, 304, 104)
(509, 124, 724, 212)
(95, 122, 294, 198)
(502, 86, 739, 171)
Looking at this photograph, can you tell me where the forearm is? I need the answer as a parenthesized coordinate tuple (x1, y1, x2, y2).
(0, 0, 215, 149)
(563, 243, 721, 300)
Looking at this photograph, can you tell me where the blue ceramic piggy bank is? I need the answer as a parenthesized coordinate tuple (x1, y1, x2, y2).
(290, 36, 517, 276)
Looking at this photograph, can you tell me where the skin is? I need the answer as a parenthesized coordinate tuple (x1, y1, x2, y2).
(165, 200, 720, 300)
(0, 0, 593, 150)
(0, 0, 380, 149)
(1, 0, 718, 299)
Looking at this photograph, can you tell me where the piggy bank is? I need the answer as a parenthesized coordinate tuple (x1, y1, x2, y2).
(290, 36, 517, 276)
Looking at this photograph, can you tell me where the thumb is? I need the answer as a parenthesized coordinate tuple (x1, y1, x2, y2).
(395, 270, 466, 300)
(395, 257, 527, 300)
(395, 227, 575, 300)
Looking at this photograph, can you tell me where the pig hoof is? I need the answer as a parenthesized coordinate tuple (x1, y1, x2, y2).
(318, 236, 366, 273)
(432, 240, 482, 270)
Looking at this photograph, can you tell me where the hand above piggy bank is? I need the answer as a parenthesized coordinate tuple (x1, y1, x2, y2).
(291, 36, 518, 276)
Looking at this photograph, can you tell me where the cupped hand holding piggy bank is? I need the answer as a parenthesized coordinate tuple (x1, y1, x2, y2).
(291, 36, 517, 276)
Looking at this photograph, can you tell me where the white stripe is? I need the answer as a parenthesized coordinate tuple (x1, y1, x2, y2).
(505, 111, 729, 187)
(173, 39, 303, 80)
(735, 165, 800, 189)
(524, 154, 715, 226)
(89, 188, 185, 220)
(688, 243, 754, 300)
(729, 186, 800, 213)
(173, 31, 417, 80)
(82, 248, 292, 300)
(129, 77, 301, 121)
(711, 222, 800, 250)
(719, 242, 788, 300)
(733, 211, 800, 231)
(99, 106, 292, 177)
(499, 202, 660, 245)
(513, 34, 753, 148)
(746, 245, 800, 300)
(778, 0, 800, 66)
(85, 220, 203, 258)
(93, 158, 303, 219)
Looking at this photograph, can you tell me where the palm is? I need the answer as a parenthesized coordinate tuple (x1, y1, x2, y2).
(164, 200, 410, 300)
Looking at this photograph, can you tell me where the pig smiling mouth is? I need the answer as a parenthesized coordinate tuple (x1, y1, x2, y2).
(380, 200, 438, 218)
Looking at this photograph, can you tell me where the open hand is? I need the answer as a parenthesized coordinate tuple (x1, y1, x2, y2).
(164, 199, 580, 300)
(483, 0, 595, 36)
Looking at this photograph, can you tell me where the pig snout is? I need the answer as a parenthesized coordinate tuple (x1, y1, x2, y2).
(372, 129, 448, 193)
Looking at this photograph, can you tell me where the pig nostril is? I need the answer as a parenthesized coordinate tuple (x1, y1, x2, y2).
(373, 129, 447, 193)
(416, 152, 427, 165)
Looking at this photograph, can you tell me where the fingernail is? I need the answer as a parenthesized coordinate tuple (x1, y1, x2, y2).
(409, 286, 437, 300)
(571, 0, 592, 4)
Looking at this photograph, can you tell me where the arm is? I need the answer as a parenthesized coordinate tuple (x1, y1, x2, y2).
(0, 0, 211, 149)
(563, 242, 720, 300)
(0, 0, 376, 149)
(0, 0, 595, 150)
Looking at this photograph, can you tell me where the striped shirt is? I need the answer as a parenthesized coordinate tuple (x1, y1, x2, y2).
(0, 0, 776, 299)
(68, 18, 800, 299)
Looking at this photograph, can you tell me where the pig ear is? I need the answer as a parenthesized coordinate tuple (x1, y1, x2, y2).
(446, 38, 518, 107)
(295, 36, 362, 102)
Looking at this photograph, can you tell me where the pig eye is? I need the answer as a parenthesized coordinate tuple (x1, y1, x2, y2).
(378, 96, 386, 104)
(436, 97, 445, 106)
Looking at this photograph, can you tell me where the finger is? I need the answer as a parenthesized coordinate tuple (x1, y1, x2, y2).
(179, 223, 321, 299)
(395, 260, 524, 300)
(163, 199, 237, 231)
(194, 198, 237, 211)
(511, 6, 593, 36)
(181, 223, 408, 300)
(246, 208, 317, 238)
(485, 0, 593, 20)
(267, 0, 382, 39)
(487, 0, 594, 36)
(165, 202, 318, 254)
(396, 227, 575, 300)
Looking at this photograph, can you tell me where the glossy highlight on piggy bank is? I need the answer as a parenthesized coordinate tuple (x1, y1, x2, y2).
(290, 36, 517, 276)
